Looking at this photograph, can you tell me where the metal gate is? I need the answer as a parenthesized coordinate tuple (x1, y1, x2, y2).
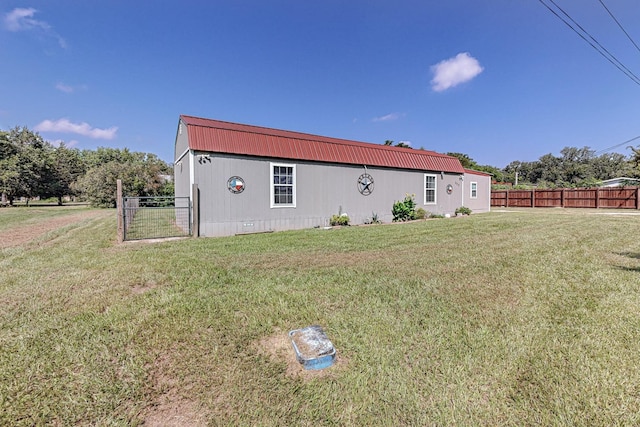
(122, 196, 191, 241)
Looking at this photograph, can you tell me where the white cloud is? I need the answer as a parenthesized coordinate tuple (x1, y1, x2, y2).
(3, 8, 67, 48)
(430, 52, 484, 92)
(35, 118, 118, 140)
(4, 8, 43, 31)
(55, 82, 87, 93)
(373, 112, 402, 122)
(55, 83, 74, 93)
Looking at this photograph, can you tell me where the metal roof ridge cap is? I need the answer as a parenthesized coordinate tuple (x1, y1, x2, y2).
(181, 115, 347, 144)
(180, 115, 460, 161)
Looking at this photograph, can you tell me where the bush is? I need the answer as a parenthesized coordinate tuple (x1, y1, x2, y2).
(414, 207, 428, 220)
(392, 194, 417, 222)
(330, 213, 350, 226)
(455, 206, 472, 216)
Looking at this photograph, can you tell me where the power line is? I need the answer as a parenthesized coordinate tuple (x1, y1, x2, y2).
(594, 135, 640, 156)
(540, 0, 640, 85)
(537, 0, 640, 86)
(598, 0, 640, 55)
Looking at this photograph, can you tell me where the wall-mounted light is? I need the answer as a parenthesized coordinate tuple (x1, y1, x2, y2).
(440, 171, 444, 180)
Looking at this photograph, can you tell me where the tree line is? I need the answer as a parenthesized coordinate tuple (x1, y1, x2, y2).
(0, 126, 173, 207)
(447, 146, 640, 189)
(385, 140, 639, 187)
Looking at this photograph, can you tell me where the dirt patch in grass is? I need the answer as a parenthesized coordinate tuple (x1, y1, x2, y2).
(0, 210, 108, 249)
(143, 390, 208, 427)
(143, 354, 209, 427)
(256, 328, 346, 381)
(131, 280, 160, 295)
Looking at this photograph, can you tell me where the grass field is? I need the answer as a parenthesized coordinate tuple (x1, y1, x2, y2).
(2, 207, 640, 426)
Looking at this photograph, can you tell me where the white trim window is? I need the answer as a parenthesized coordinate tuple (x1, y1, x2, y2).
(270, 163, 296, 208)
(424, 174, 437, 204)
(470, 181, 478, 199)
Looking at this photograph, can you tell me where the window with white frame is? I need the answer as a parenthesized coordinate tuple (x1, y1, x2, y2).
(424, 174, 437, 204)
(470, 181, 478, 199)
(270, 163, 296, 207)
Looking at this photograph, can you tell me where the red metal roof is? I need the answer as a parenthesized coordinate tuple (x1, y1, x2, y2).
(180, 115, 465, 174)
(464, 168, 492, 177)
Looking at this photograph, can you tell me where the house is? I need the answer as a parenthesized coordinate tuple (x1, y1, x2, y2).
(599, 177, 640, 188)
(174, 115, 491, 237)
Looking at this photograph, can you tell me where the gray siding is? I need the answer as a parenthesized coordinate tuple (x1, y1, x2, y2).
(174, 120, 190, 161)
(463, 172, 491, 213)
(193, 154, 467, 237)
(174, 151, 192, 200)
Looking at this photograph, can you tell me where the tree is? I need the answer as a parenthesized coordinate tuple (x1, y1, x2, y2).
(0, 131, 16, 205)
(476, 165, 504, 183)
(446, 152, 505, 182)
(501, 146, 634, 188)
(42, 144, 85, 205)
(0, 127, 53, 204)
(384, 140, 412, 148)
(592, 152, 630, 179)
(73, 151, 172, 208)
(446, 152, 478, 169)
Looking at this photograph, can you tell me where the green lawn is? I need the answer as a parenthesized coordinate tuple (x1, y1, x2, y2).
(1, 207, 640, 425)
(124, 206, 189, 240)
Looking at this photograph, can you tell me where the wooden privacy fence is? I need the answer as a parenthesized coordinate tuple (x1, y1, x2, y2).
(491, 187, 640, 209)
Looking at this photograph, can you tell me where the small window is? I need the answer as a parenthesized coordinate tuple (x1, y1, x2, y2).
(470, 182, 478, 199)
(270, 163, 296, 208)
(424, 174, 437, 204)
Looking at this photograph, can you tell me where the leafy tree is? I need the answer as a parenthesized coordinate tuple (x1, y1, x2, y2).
(384, 140, 412, 148)
(73, 152, 172, 208)
(446, 152, 505, 182)
(502, 146, 633, 188)
(42, 144, 86, 205)
(0, 127, 53, 204)
(446, 152, 478, 169)
(0, 131, 16, 205)
(1, 125, 174, 207)
(476, 165, 504, 183)
(592, 152, 631, 179)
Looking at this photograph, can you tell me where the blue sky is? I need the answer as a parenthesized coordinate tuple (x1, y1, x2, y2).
(2, 1, 639, 168)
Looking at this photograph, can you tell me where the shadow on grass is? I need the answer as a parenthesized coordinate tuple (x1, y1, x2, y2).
(614, 252, 640, 272)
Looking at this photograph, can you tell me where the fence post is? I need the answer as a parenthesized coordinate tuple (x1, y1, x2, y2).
(116, 179, 123, 243)
(636, 188, 640, 210)
(531, 190, 535, 208)
(192, 183, 199, 237)
(595, 188, 600, 209)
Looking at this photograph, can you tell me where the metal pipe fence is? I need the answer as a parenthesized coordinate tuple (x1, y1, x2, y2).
(122, 196, 191, 241)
